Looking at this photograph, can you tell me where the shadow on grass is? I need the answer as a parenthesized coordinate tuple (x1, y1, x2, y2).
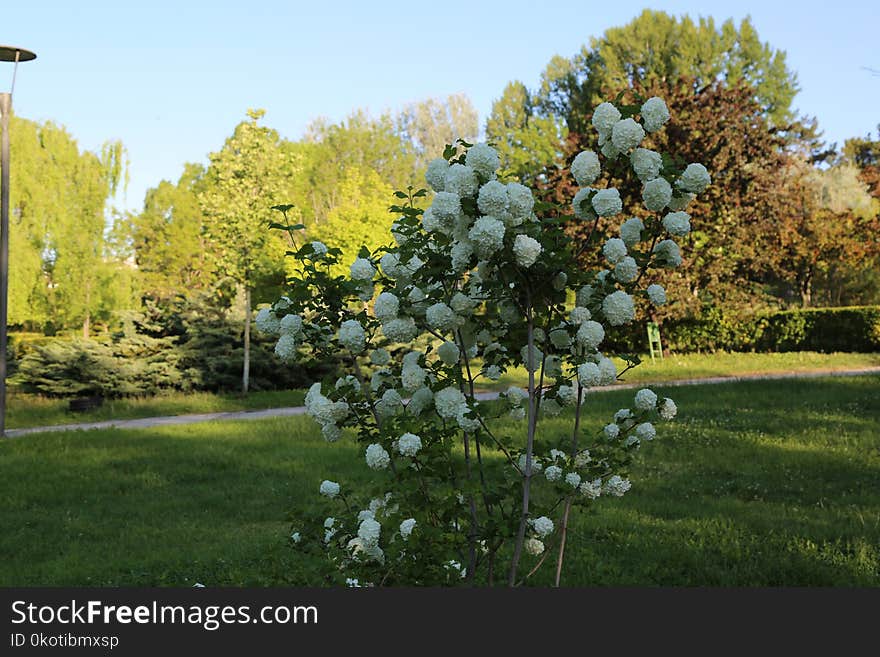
(1, 376, 877, 586)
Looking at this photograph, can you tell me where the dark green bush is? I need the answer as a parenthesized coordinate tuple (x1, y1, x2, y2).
(661, 306, 880, 353)
(11, 295, 335, 398)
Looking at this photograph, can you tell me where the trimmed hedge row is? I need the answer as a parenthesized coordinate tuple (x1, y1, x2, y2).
(608, 306, 880, 354)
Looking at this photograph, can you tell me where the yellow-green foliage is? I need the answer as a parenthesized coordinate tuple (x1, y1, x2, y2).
(308, 166, 396, 276)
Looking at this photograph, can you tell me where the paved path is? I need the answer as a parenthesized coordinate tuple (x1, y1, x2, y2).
(5, 366, 880, 439)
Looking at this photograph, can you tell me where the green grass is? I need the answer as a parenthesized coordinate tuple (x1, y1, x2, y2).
(1, 375, 877, 586)
(487, 351, 880, 391)
(5, 388, 307, 430)
(7, 351, 879, 430)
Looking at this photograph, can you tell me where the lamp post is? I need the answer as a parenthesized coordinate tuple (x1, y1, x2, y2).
(0, 45, 37, 438)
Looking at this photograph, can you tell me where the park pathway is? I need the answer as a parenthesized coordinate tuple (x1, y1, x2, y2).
(5, 366, 880, 439)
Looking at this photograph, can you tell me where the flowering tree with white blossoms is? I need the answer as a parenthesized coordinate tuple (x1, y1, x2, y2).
(262, 93, 709, 586)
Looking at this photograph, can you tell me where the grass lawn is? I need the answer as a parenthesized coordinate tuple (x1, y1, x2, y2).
(6, 351, 879, 430)
(1, 375, 877, 586)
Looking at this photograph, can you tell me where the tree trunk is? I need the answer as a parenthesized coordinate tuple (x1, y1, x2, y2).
(242, 287, 251, 394)
(82, 313, 90, 339)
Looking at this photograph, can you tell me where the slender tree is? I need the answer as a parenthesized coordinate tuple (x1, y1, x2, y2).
(199, 109, 293, 393)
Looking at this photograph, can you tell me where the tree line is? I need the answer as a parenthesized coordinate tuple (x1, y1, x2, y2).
(7, 10, 879, 391)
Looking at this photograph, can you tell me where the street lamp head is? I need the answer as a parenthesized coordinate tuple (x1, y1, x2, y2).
(0, 46, 36, 63)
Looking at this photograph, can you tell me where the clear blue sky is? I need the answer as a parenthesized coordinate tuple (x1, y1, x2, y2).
(3, 0, 879, 213)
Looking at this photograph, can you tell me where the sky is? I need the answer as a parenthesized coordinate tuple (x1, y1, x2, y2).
(2, 0, 879, 213)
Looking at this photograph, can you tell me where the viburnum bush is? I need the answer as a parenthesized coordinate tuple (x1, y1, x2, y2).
(260, 94, 710, 586)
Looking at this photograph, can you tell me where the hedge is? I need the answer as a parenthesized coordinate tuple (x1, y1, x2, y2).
(608, 306, 880, 354)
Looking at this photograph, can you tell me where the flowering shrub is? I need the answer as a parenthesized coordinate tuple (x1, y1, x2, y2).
(262, 95, 709, 586)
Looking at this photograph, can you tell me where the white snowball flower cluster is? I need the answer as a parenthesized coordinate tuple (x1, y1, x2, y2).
(434, 386, 467, 420)
(468, 216, 506, 258)
(574, 450, 592, 469)
(634, 388, 658, 412)
(465, 143, 500, 179)
(373, 292, 399, 321)
(399, 518, 416, 540)
(662, 211, 691, 237)
(647, 284, 667, 305)
(602, 291, 636, 326)
(653, 239, 682, 268)
(426, 158, 448, 192)
(641, 96, 670, 132)
(603, 423, 620, 440)
(397, 432, 422, 457)
(355, 517, 382, 557)
(477, 180, 509, 216)
(280, 314, 303, 338)
(517, 452, 542, 473)
(350, 257, 376, 281)
(643, 177, 673, 212)
(572, 188, 596, 220)
(571, 150, 601, 186)
(614, 257, 638, 283)
(319, 480, 340, 498)
(620, 217, 645, 246)
(450, 240, 474, 272)
(577, 362, 600, 387)
(544, 465, 563, 482)
(513, 234, 542, 268)
(370, 348, 390, 366)
(401, 360, 426, 392)
(659, 397, 677, 420)
(592, 188, 623, 216)
(437, 341, 460, 366)
(557, 385, 577, 406)
(611, 117, 645, 152)
(431, 191, 461, 222)
(603, 237, 628, 264)
(570, 307, 591, 325)
(450, 292, 477, 315)
(365, 443, 391, 470)
(337, 319, 366, 352)
(382, 316, 418, 343)
(525, 538, 545, 556)
(305, 383, 349, 431)
(604, 475, 632, 497)
(565, 472, 582, 488)
(592, 102, 621, 140)
(274, 334, 299, 362)
(579, 478, 603, 499)
(507, 183, 534, 222)
(426, 302, 458, 332)
(445, 163, 478, 197)
(407, 387, 434, 416)
(576, 320, 605, 351)
(636, 422, 656, 441)
(310, 241, 328, 257)
(521, 344, 543, 372)
(255, 307, 281, 335)
(597, 356, 617, 385)
(678, 163, 711, 194)
(376, 389, 404, 419)
(630, 148, 662, 182)
(530, 516, 554, 538)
